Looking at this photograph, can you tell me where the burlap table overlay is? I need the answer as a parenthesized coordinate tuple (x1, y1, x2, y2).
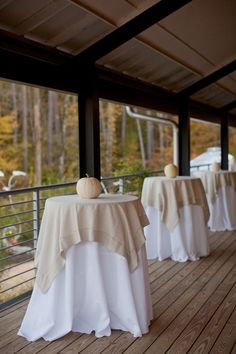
(35, 194, 149, 293)
(194, 171, 236, 204)
(141, 176, 209, 231)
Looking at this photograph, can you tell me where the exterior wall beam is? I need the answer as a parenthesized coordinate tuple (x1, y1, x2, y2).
(178, 98, 190, 176)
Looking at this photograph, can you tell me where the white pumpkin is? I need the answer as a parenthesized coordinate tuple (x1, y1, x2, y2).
(211, 162, 220, 172)
(164, 163, 178, 178)
(76, 174, 102, 199)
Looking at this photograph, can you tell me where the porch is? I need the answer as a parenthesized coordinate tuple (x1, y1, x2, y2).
(1, 229, 236, 354)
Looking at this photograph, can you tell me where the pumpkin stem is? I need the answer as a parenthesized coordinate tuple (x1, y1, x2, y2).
(85, 173, 89, 178)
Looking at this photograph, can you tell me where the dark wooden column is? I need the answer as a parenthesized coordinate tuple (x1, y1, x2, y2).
(221, 112, 229, 170)
(178, 98, 190, 176)
(79, 65, 101, 179)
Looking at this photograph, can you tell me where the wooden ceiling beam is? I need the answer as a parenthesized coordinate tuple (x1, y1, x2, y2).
(1, 46, 235, 124)
(177, 59, 236, 97)
(0, 29, 70, 66)
(0, 48, 80, 93)
(220, 99, 236, 113)
(71, 0, 192, 65)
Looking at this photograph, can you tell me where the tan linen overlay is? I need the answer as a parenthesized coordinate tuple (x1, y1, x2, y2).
(141, 176, 209, 231)
(35, 194, 149, 293)
(194, 171, 236, 204)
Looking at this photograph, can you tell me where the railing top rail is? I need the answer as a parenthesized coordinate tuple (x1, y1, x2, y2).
(0, 165, 211, 198)
(102, 169, 163, 181)
(0, 181, 77, 197)
(0, 171, 163, 197)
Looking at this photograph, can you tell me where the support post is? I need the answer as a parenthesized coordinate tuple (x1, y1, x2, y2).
(33, 190, 40, 242)
(178, 98, 190, 176)
(221, 113, 229, 170)
(79, 65, 101, 179)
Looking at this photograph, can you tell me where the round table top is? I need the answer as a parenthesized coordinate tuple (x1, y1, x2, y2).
(47, 193, 138, 205)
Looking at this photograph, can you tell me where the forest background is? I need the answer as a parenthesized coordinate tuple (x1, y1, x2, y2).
(1, 80, 236, 190)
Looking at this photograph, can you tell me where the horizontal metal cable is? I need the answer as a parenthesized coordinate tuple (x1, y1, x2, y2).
(0, 239, 36, 252)
(0, 267, 36, 283)
(0, 209, 34, 219)
(0, 219, 34, 230)
(0, 199, 34, 208)
(0, 277, 35, 294)
(0, 228, 35, 241)
(0, 248, 36, 262)
(0, 257, 34, 273)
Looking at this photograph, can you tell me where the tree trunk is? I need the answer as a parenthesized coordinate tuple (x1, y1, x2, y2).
(159, 124, 164, 164)
(146, 121, 154, 160)
(12, 83, 18, 146)
(33, 88, 42, 185)
(136, 119, 146, 167)
(47, 91, 53, 165)
(59, 95, 69, 179)
(21, 85, 28, 172)
(121, 106, 126, 155)
(105, 102, 113, 175)
(53, 92, 60, 136)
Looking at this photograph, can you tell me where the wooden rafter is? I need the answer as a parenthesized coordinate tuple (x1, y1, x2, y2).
(0, 29, 70, 65)
(177, 60, 236, 97)
(71, 0, 192, 65)
(220, 99, 236, 113)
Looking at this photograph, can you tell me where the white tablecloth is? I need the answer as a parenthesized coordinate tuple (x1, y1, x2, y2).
(141, 177, 210, 261)
(18, 194, 153, 340)
(193, 171, 236, 231)
(34, 194, 149, 293)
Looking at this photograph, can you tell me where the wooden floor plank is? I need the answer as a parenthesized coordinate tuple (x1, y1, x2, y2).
(142, 252, 236, 353)
(209, 305, 236, 353)
(58, 333, 98, 353)
(0, 305, 26, 336)
(78, 331, 123, 354)
(148, 259, 174, 275)
(151, 234, 236, 312)
(0, 297, 30, 318)
(74, 232, 236, 354)
(0, 328, 22, 349)
(167, 262, 236, 353)
(17, 332, 82, 354)
(187, 281, 236, 353)
(149, 260, 180, 283)
(231, 342, 236, 354)
(0, 231, 235, 354)
(122, 236, 236, 353)
(150, 231, 234, 298)
(0, 334, 31, 354)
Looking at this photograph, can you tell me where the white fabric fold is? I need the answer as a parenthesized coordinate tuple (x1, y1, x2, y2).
(144, 205, 209, 261)
(193, 170, 236, 204)
(18, 242, 153, 340)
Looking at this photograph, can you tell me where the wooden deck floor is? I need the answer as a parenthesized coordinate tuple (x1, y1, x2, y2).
(1, 230, 236, 354)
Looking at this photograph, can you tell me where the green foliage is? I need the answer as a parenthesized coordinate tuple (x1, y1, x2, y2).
(0, 113, 20, 175)
(190, 120, 220, 159)
(113, 161, 153, 196)
(229, 127, 236, 157)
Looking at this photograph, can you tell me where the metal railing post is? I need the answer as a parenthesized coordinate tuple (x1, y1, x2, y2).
(33, 190, 40, 244)
(118, 178, 125, 194)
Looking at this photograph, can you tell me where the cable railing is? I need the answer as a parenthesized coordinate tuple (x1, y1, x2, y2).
(0, 164, 211, 309)
(0, 170, 163, 309)
(0, 181, 77, 308)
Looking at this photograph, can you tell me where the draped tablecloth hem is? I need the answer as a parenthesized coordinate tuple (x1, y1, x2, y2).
(142, 202, 209, 232)
(141, 177, 210, 232)
(36, 227, 147, 293)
